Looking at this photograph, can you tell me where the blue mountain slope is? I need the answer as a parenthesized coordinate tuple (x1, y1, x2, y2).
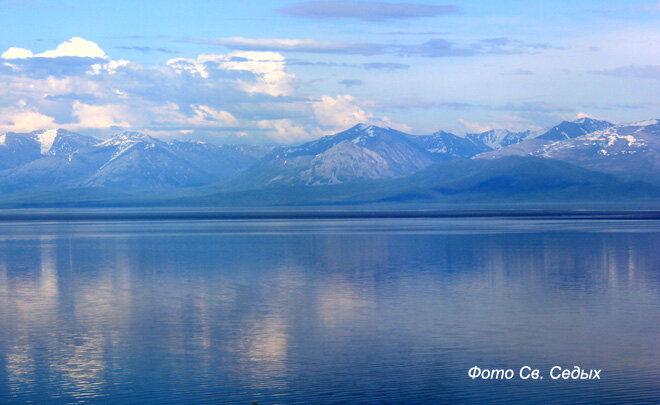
(536, 117, 613, 141)
(408, 131, 489, 160)
(0, 130, 270, 192)
(236, 124, 435, 187)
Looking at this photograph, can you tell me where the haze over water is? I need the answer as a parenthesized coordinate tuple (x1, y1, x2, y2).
(0, 215, 659, 403)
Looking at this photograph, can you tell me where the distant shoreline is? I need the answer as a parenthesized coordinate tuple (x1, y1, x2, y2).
(0, 209, 658, 222)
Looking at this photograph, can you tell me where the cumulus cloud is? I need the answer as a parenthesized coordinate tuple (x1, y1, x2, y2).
(311, 95, 408, 133)
(189, 105, 239, 127)
(313, 95, 369, 128)
(575, 112, 597, 119)
(0, 106, 57, 133)
(216, 51, 297, 96)
(165, 51, 297, 96)
(2, 37, 106, 59)
(312, 94, 372, 129)
(1, 47, 34, 59)
(257, 119, 316, 143)
(280, 1, 460, 21)
(70, 101, 132, 129)
(457, 118, 492, 134)
(0, 37, 380, 143)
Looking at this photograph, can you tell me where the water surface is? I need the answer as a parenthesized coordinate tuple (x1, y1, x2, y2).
(0, 215, 659, 403)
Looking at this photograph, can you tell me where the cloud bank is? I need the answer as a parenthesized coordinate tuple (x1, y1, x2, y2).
(0, 37, 389, 143)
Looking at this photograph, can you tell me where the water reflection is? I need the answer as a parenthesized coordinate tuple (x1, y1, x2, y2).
(0, 218, 658, 403)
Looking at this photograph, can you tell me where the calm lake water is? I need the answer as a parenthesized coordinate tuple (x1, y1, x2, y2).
(0, 214, 659, 404)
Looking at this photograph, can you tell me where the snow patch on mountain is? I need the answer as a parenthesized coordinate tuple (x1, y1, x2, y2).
(0, 119, 657, 194)
(410, 130, 488, 159)
(100, 131, 158, 148)
(539, 126, 647, 158)
(34, 129, 58, 154)
(0, 129, 268, 191)
(628, 119, 659, 127)
(535, 117, 614, 141)
(477, 120, 659, 185)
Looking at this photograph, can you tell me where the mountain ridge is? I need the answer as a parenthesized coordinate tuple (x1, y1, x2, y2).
(0, 116, 657, 205)
(477, 118, 660, 185)
(0, 130, 269, 191)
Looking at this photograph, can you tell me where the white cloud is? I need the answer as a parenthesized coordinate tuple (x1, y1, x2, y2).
(217, 37, 347, 51)
(311, 95, 411, 133)
(458, 118, 493, 133)
(71, 101, 131, 129)
(257, 119, 316, 143)
(190, 105, 238, 126)
(1, 47, 34, 59)
(39, 37, 106, 59)
(167, 51, 296, 96)
(166, 57, 210, 78)
(0, 106, 57, 133)
(90, 59, 131, 75)
(313, 95, 370, 129)
(0, 37, 379, 143)
(1, 37, 107, 60)
(220, 51, 296, 97)
(576, 112, 597, 119)
(207, 36, 383, 55)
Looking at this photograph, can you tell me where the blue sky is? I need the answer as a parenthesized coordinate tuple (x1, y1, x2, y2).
(0, 0, 658, 143)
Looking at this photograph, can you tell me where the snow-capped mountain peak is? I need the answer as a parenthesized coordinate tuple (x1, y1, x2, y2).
(100, 131, 160, 148)
(408, 130, 488, 159)
(466, 129, 531, 150)
(21, 128, 99, 156)
(571, 116, 609, 126)
(540, 125, 647, 158)
(354, 123, 391, 132)
(0, 117, 657, 194)
(478, 119, 659, 185)
(574, 117, 594, 124)
(535, 117, 614, 141)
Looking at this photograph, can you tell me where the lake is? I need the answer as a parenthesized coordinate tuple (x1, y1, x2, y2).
(0, 212, 659, 403)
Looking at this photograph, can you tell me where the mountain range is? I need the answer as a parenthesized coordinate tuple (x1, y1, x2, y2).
(0, 129, 268, 192)
(0, 117, 658, 206)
